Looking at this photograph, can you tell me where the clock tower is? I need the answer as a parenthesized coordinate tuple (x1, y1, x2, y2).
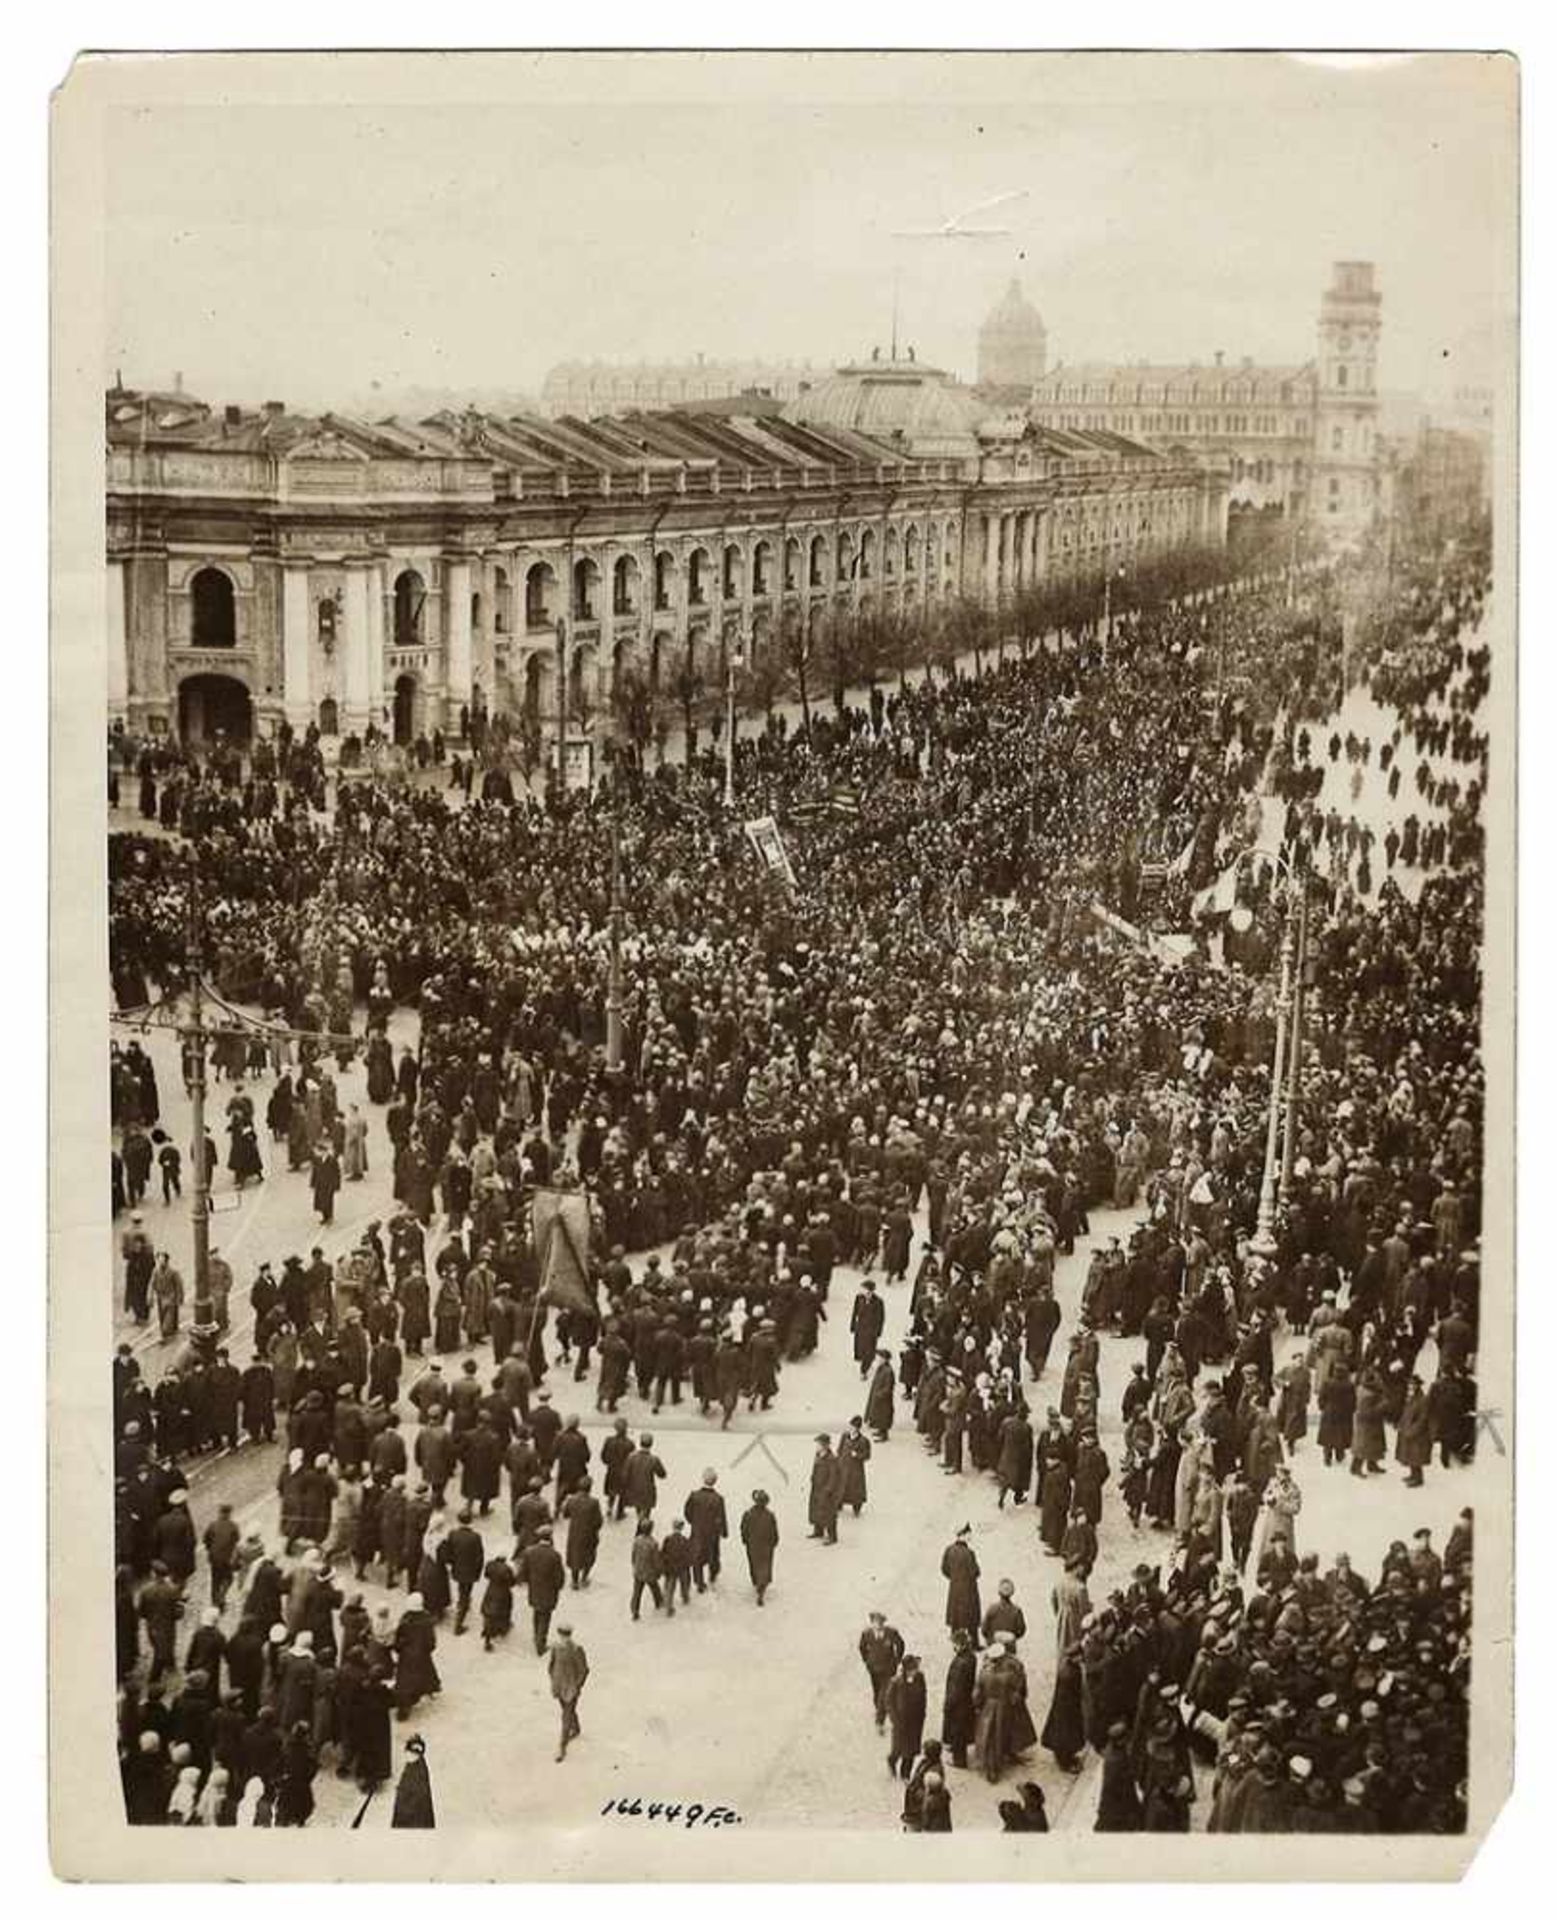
(1310, 261, 1383, 545)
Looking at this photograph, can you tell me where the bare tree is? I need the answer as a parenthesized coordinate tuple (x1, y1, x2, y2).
(609, 663, 656, 773)
(671, 648, 706, 764)
(939, 594, 992, 680)
(742, 644, 791, 730)
(781, 610, 814, 739)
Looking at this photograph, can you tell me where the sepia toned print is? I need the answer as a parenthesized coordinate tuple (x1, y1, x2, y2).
(51, 49, 1516, 1879)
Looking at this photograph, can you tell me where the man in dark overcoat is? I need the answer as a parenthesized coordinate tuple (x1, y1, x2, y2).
(940, 1526, 982, 1641)
(864, 1349, 896, 1439)
(519, 1524, 567, 1654)
(996, 1403, 1034, 1508)
(740, 1489, 778, 1603)
(942, 1630, 978, 1768)
(808, 1434, 842, 1544)
(859, 1611, 906, 1726)
(562, 1477, 604, 1589)
(884, 1654, 927, 1780)
(683, 1469, 728, 1590)
(850, 1281, 886, 1377)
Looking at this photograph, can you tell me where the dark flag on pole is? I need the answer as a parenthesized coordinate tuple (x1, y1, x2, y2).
(531, 1188, 595, 1316)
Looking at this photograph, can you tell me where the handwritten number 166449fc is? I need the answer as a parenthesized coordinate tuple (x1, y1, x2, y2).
(600, 1799, 743, 1828)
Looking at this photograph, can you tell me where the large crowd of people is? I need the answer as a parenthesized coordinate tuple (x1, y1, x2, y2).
(108, 524, 1490, 1831)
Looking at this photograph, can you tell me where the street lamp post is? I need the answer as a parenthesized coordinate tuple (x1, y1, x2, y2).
(723, 628, 745, 809)
(1100, 563, 1125, 671)
(182, 870, 217, 1357)
(1227, 843, 1313, 1259)
(605, 797, 625, 1081)
(1279, 880, 1310, 1204)
(1250, 901, 1295, 1257)
(553, 614, 568, 800)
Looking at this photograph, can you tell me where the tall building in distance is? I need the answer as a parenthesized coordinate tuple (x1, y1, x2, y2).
(976, 278, 1048, 395)
(1309, 260, 1384, 542)
(540, 357, 815, 419)
(1025, 260, 1387, 546)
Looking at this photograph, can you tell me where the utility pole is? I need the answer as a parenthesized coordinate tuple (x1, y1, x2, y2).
(182, 869, 217, 1356)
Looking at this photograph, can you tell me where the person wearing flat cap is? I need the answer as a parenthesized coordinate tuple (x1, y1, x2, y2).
(808, 1433, 842, 1544)
(547, 1625, 590, 1761)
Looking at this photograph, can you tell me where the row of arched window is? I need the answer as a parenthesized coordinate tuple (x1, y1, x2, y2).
(181, 527, 967, 656)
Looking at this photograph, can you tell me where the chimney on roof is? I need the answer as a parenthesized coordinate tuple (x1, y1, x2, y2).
(1242, 356, 1254, 369)
(1214, 351, 1224, 368)
(173, 371, 183, 393)
(224, 404, 242, 427)
(264, 400, 285, 418)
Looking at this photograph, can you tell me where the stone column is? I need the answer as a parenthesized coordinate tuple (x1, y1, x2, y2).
(342, 562, 371, 733)
(124, 550, 169, 728)
(444, 556, 474, 727)
(107, 558, 129, 722)
(983, 513, 1000, 606)
(1024, 511, 1040, 584)
(366, 561, 386, 731)
(475, 556, 497, 699)
(281, 562, 312, 729)
(999, 514, 1014, 601)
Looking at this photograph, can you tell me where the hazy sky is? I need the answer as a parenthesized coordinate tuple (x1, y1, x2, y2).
(100, 51, 1516, 412)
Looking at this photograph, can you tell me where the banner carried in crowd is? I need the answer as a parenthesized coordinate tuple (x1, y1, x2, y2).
(530, 1187, 595, 1315)
(743, 815, 797, 888)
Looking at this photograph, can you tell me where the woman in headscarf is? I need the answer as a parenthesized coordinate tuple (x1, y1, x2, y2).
(166, 1764, 202, 1826)
(236, 1775, 273, 1827)
(193, 1766, 231, 1827)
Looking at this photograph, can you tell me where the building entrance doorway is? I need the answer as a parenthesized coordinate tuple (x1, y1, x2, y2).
(393, 673, 421, 746)
(178, 673, 253, 749)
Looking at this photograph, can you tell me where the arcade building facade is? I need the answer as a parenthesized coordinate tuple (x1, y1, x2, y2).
(106, 379, 1225, 750)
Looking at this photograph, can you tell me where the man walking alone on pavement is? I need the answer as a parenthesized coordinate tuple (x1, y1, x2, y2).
(548, 1625, 589, 1761)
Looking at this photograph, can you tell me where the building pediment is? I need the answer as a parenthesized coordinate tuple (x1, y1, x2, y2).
(284, 430, 372, 464)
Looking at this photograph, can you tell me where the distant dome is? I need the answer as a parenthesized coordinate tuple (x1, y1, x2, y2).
(783, 359, 985, 458)
(978, 279, 1048, 388)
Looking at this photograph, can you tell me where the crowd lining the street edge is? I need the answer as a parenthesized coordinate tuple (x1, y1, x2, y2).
(108, 525, 1487, 1832)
